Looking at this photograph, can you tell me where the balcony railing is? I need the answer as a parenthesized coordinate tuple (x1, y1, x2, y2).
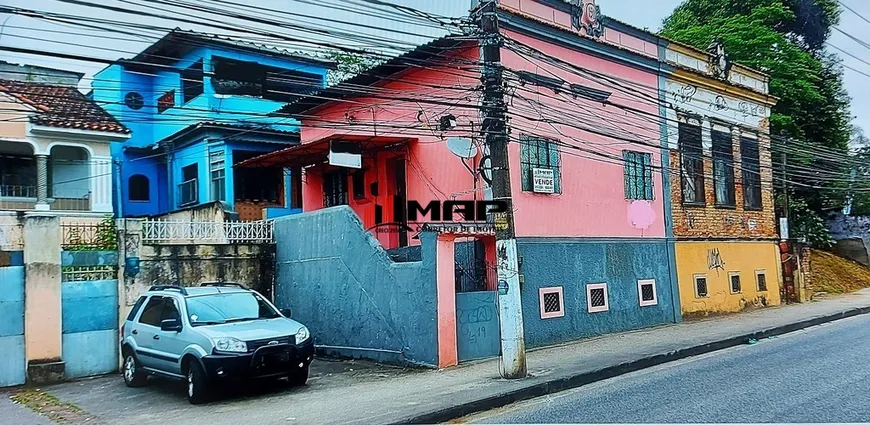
(178, 179, 198, 207)
(0, 184, 91, 212)
(142, 219, 273, 244)
(0, 185, 36, 198)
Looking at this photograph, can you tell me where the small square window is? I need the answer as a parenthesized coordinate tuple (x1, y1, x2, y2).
(756, 270, 767, 292)
(637, 279, 657, 307)
(694, 274, 708, 298)
(729, 272, 742, 294)
(586, 283, 609, 313)
(539, 287, 564, 319)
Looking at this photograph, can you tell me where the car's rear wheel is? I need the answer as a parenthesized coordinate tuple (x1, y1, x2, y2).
(286, 363, 309, 386)
(122, 352, 147, 387)
(186, 361, 211, 404)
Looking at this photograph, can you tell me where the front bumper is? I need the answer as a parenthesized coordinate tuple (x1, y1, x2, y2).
(202, 338, 314, 381)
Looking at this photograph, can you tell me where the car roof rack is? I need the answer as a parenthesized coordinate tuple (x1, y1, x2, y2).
(201, 282, 247, 289)
(149, 285, 188, 296)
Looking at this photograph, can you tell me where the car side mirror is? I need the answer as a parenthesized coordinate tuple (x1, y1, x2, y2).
(280, 308, 292, 318)
(161, 318, 182, 332)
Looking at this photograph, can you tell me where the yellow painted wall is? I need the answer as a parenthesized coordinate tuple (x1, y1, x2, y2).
(675, 241, 781, 316)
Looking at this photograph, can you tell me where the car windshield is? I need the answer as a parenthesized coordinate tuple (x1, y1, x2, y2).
(185, 292, 281, 326)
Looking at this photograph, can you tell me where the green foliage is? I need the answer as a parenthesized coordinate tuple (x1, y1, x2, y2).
(786, 197, 833, 248)
(324, 51, 383, 86)
(662, 0, 852, 240)
(65, 215, 118, 251)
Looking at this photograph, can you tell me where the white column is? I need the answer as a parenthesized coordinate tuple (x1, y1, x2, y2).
(34, 154, 50, 211)
(90, 156, 113, 213)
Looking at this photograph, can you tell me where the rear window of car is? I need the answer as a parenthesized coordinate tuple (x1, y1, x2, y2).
(126, 296, 147, 321)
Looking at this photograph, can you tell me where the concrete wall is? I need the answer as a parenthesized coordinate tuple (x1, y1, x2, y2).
(675, 241, 781, 316)
(61, 279, 118, 379)
(0, 266, 26, 387)
(827, 212, 870, 266)
(273, 206, 439, 366)
(518, 238, 678, 348)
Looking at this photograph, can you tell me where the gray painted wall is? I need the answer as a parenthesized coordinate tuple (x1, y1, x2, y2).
(517, 238, 677, 348)
(827, 212, 870, 266)
(273, 206, 439, 367)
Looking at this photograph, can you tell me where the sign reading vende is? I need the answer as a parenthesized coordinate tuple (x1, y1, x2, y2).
(532, 168, 555, 193)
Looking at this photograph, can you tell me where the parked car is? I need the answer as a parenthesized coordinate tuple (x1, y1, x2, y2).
(120, 283, 313, 404)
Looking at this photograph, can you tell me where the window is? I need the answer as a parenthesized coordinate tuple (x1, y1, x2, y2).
(323, 170, 348, 207)
(741, 135, 762, 210)
(729, 271, 742, 294)
(0, 154, 36, 197)
(126, 296, 147, 321)
(182, 59, 204, 104)
(290, 167, 303, 209)
(520, 135, 561, 193)
(124, 92, 144, 110)
(756, 270, 768, 291)
(211, 56, 322, 102)
(157, 90, 175, 114)
(128, 174, 150, 202)
(694, 274, 708, 298)
(232, 151, 281, 203)
(712, 129, 735, 207)
(623, 150, 654, 200)
(586, 283, 609, 313)
(352, 169, 366, 200)
(637, 279, 658, 307)
(209, 149, 226, 202)
(539, 287, 565, 319)
(185, 292, 280, 326)
(161, 298, 181, 322)
(179, 164, 198, 206)
(138, 296, 165, 326)
(679, 122, 704, 205)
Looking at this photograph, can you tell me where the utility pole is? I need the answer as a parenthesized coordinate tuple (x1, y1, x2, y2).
(476, 0, 527, 379)
(779, 132, 789, 240)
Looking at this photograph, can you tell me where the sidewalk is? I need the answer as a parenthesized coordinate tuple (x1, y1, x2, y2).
(30, 290, 870, 425)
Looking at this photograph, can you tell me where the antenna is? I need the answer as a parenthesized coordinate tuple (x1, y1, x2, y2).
(446, 137, 478, 159)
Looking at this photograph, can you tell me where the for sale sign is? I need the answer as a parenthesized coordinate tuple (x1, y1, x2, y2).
(532, 168, 555, 193)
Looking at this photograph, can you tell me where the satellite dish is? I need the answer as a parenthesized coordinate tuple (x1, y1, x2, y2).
(446, 137, 478, 159)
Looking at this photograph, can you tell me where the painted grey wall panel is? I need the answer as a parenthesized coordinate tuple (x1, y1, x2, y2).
(62, 280, 119, 334)
(273, 207, 438, 366)
(455, 291, 500, 362)
(0, 266, 24, 387)
(0, 335, 25, 387)
(518, 239, 676, 348)
(62, 330, 118, 379)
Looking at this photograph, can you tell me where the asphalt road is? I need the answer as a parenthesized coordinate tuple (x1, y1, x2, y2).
(468, 314, 870, 423)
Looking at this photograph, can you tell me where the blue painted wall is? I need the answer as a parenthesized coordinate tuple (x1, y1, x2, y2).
(61, 279, 119, 379)
(95, 39, 330, 217)
(517, 238, 677, 348)
(455, 291, 500, 362)
(0, 266, 25, 387)
(273, 206, 439, 367)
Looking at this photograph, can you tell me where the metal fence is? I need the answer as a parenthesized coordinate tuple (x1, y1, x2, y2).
(142, 219, 274, 244)
(61, 221, 118, 251)
(62, 265, 117, 282)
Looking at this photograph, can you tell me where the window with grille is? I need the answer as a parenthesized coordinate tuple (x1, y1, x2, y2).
(539, 287, 565, 319)
(730, 272, 742, 294)
(712, 129, 735, 207)
(679, 122, 705, 205)
(756, 270, 768, 292)
(209, 149, 225, 202)
(623, 150, 654, 200)
(323, 170, 348, 207)
(520, 135, 561, 193)
(637, 279, 657, 307)
(694, 274, 708, 298)
(586, 283, 609, 313)
(741, 135, 762, 210)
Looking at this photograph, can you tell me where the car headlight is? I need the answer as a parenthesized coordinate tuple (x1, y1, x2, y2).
(295, 326, 310, 344)
(213, 337, 247, 353)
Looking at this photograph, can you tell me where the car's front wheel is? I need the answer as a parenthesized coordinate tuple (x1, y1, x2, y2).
(122, 352, 147, 387)
(286, 363, 309, 386)
(186, 361, 212, 404)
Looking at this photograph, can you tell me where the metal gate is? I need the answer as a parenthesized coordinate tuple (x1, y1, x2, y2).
(455, 239, 492, 293)
(0, 265, 26, 387)
(455, 291, 500, 362)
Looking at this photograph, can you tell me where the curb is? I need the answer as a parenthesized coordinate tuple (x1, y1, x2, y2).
(394, 305, 870, 424)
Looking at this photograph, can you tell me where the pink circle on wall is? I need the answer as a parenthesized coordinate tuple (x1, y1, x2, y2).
(627, 200, 656, 230)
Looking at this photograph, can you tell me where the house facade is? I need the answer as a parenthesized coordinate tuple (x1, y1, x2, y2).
(661, 42, 781, 316)
(0, 78, 129, 217)
(93, 30, 333, 220)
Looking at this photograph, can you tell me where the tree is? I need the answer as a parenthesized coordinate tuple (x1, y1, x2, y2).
(661, 0, 853, 243)
(324, 51, 383, 86)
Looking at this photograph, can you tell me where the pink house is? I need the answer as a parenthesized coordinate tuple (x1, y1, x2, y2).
(243, 0, 681, 366)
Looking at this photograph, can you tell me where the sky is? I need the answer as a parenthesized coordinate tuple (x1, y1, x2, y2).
(0, 0, 868, 134)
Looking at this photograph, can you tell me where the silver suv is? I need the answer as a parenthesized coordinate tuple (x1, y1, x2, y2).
(120, 283, 313, 404)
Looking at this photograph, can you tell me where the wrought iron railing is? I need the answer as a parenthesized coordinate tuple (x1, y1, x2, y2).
(62, 265, 117, 282)
(0, 185, 36, 198)
(142, 219, 274, 244)
(61, 219, 118, 250)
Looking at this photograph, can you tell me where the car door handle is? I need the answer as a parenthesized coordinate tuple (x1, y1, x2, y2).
(131, 330, 138, 335)
(153, 335, 160, 340)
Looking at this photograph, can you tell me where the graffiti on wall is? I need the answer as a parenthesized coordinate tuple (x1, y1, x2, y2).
(707, 247, 726, 273)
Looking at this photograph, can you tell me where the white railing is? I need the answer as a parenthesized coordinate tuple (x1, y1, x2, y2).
(142, 219, 273, 244)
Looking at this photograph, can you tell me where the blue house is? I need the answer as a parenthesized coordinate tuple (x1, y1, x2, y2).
(92, 29, 333, 220)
